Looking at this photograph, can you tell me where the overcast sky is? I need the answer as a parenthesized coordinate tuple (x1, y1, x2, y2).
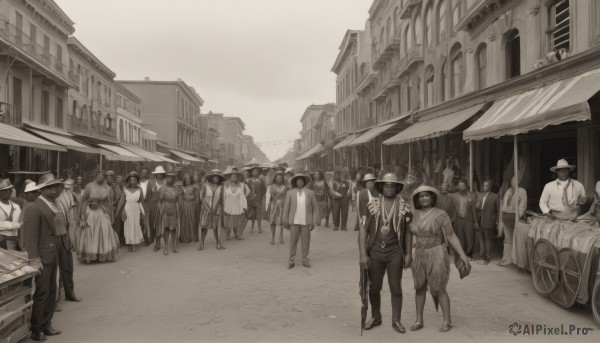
(56, 0, 372, 161)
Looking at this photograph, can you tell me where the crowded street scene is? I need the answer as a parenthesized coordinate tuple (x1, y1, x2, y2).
(1, 0, 600, 342)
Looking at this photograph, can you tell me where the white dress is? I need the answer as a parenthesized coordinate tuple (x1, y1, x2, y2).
(124, 188, 144, 245)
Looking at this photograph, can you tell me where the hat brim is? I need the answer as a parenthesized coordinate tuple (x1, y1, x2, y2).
(362, 177, 376, 183)
(374, 180, 404, 194)
(38, 179, 64, 189)
(550, 165, 576, 173)
(206, 174, 225, 182)
(291, 176, 309, 188)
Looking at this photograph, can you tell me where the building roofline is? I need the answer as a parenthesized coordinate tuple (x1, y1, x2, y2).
(67, 36, 117, 79)
(117, 79, 204, 106)
(224, 116, 245, 130)
(114, 82, 142, 103)
(331, 30, 360, 74)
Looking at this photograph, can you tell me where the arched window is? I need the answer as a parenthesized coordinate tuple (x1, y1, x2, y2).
(441, 60, 448, 102)
(404, 24, 412, 54)
(379, 29, 385, 52)
(450, 44, 463, 98)
(505, 29, 521, 79)
(387, 17, 392, 42)
(437, 0, 447, 43)
(452, 0, 461, 27)
(549, 0, 570, 51)
(425, 5, 433, 48)
(393, 7, 398, 33)
(477, 44, 488, 90)
(425, 65, 435, 107)
(360, 63, 367, 78)
(415, 14, 422, 46)
(73, 100, 79, 119)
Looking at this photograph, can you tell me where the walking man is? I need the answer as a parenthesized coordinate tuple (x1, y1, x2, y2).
(359, 173, 412, 333)
(283, 174, 319, 269)
(331, 170, 350, 231)
(23, 173, 64, 341)
(474, 180, 500, 264)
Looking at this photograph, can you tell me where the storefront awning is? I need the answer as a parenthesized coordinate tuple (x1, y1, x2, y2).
(156, 155, 180, 164)
(333, 134, 357, 150)
(347, 122, 398, 147)
(384, 103, 486, 145)
(207, 159, 218, 163)
(28, 129, 99, 154)
(170, 150, 203, 163)
(464, 68, 600, 141)
(0, 123, 66, 151)
(98, 144, 145, 161)
(121, 145, 163, 162)
(296, 143, 324, 161)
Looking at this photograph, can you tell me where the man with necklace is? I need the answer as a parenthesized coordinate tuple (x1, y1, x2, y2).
(359, 173, 413, 334)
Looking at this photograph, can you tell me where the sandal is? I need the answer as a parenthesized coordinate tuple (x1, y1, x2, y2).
(410, 322, 424, 331)
(439, 322, 453, 332)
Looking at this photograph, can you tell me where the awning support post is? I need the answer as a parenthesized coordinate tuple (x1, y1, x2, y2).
(57, 151, 60, 177)
(514, 135, 519, 229)
(469, 141, 473, 192)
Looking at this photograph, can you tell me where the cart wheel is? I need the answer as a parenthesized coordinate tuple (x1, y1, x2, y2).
(531, 239, 559, 295)
(592, 279, 600, 328)
(549, 248, 581, 308)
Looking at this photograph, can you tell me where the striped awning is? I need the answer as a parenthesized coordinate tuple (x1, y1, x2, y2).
(98, 144, 144, 161)
(28, 129, 99, 154)
(120, 145, 163, 162)
(170, 150, 203, 162)
(0, 123, 65, 151)
(296, 143, 324, 161)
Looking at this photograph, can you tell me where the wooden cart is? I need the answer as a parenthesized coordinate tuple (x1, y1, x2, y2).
(528, 217, 600, 326)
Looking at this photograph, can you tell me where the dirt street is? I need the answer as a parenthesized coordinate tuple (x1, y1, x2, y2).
(29, 210, 598, 343)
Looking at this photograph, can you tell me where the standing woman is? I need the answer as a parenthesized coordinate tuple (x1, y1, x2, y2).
(247, 166, 266, 233)
(308, 171, 330, 227)
(78, 171, 120, 263)
(199, 170, 225, 250)
(157, 168, 182, 255)
(192, 170, 205, 243)
(148, 166, 167, 251)
(266, 171, 288, 245)
(219, 167, 249, 240)
(409, 186, 471, 332)
(116, 172, 145, 252)
(180, 173, 199, 243)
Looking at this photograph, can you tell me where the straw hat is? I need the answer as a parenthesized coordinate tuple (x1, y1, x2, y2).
(24, 182, 39, 193)
(104, 170, 115, 177)
(164, 165, 179, 176)
(152, 166, 167, 174)
(550, 159, 576, 173)
(63, 178, 75, 189)
(206, 169, 225, 183)
(290, 174, 309, 188)
(375, 173, 404, 194)
(36, 173, 64, 189)
(222, 166, 242, 176)
(0, 179, 14, 191)
(284, 168, 294, 176)
(411, 185, 441, 208)
(362, 173, 377, 183)
(125, 171, 141, 183)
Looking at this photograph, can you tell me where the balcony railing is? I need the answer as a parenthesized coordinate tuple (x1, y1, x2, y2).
(396, 45, 424, 78)
(0, 19, 74, 85)
(66, 115, 116, 140)
(0, 102, 22, 126)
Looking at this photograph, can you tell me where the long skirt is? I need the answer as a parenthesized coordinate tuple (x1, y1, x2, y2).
(199, 209, 218, 230)
(411, 244, 450, 295)
(124, 202, 144, 245)
(223, 213, 247, 230)
(180, 200, 198, 242)
(317, 201, 328, 221)
(269, 203, 283, 225)
(78, 208, 120, 263)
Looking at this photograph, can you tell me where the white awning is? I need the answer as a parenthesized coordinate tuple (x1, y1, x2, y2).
(0, 123, 66, 151)
(28, 129, 99, 154)
(296, 143, 324, 161)
(170, 150, 203, 162)
(120, 145, 163, 162)
(98, 144, 145, 161)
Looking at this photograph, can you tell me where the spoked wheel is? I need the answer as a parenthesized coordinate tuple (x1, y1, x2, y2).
(549, 248, 581, 308)
(531, 239, 559, 295)
(592, 279, 600, 328)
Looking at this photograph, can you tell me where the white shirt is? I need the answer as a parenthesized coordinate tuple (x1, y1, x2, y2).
(293, 189, 306, 225)
(0, 200, 22, 235)
(140, 180, 149, 198)
(539, 178, 586, 214)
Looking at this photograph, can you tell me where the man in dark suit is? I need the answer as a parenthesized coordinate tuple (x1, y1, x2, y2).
(475, 180, 500, 264)
(282, 174, 319, 269)
(138, 167, 152, 245)
(23, 173, 65, 341)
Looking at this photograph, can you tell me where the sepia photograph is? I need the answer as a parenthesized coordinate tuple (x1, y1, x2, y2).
(0, 0, 600, 342)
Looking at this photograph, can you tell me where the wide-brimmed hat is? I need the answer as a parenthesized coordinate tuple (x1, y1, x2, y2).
(152, 166, 167, 175)
(411, 185, 441, 207)
(24, 182, 40, 193)
(223, 166, 242, 176)
(63, 178, 75, 189)
(125, 171, 141, 183)
(362, 173, 377, 183)
(104, 170, 115, 177)
(37, 173, 64, 189)
(550, 159, 576, 173)
(284, 168, 294, 176)
(206, 169, 225, 183)
(164, 165, 179, 176)
(291, 174, 309, 188)
(0, 179, 14, 191)
(375, 173, 404, 194)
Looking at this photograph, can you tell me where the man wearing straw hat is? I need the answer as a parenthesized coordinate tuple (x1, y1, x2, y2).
(23, 173, 65, 340)
(0, 178, 22, 251)
(539, 159, 586, 221)
(148, 166, 167, 251)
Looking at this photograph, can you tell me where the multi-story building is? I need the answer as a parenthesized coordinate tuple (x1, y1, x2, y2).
(119, 78, 205, 164)
(222, 116, 245, 164)
(295, 103, 335, 171)
(115, 82, 142, 147)
(0, 0, 79, 174)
